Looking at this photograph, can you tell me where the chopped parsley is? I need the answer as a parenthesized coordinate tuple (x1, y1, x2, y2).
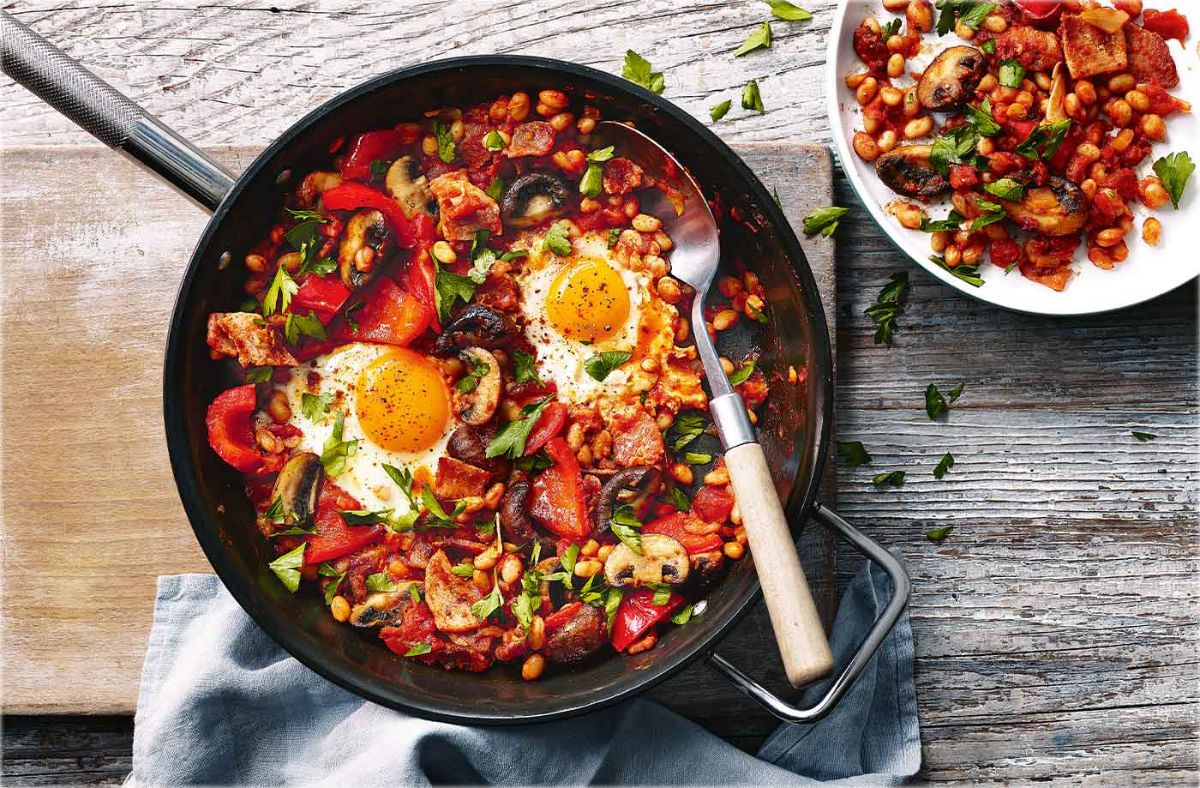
(925, 525, 954, 543)
(319, 563, 346, 606)
(262, 263, 298, 317)
(668, 486, 691, 512)
(545, 222, 573, 257)
(965, 98, 1001, 137)
(933, 452, 955, 480)
(710, 99, 732, 121)
(368, 158, 389, 180)
(485, 177, 504, 202)
(512, 350, 543, 385)
(365, 572, 399, 593)
(432, 119, 456, 163)
(320, 410, 359, 476)
(984, 178, 1024, 202)
(607, 227, 622, 248)
(920, 211, 965, 233)
(802, 205, 849, 237)
(245, 366, 274, 384)
(671, 602, 698, 625)
(1132, 431, 1157, 442)
(728, 359, 756, 386)
(471, 580, 505, 621)
(742, 79, 765, 113)
(611, 504, 644, 554)
(584, 351, 631, 382)
(683, 451, 713, 465)
(1152, 152, 1194, 209)
(734, 21, 772, 57)
(485, 397, 552, 459)
(930, 254, 985, 287)
(864, 271, 908, 345)
(622, 50, 665, 94)
(339, 509, 393, 526)
(434, 268, 479, 324)
(998, 59, 1025, 89)
(404, 642, 432, 657)
(668, 411, 708, 451)
(284, 310, 326, 345)
(872, 470, 906, 488)
(925, 382, 964, 419)
(837, 441, 872, 467)
(981, 38, 996, 54)
(455, 355, 490, 394)
(764, 0, 812, 22)
(482, 130, 505, 152)
(268, 543, 306, 593)
(1015, 119, 1071, 161)
(930, 126, 981, 175)
(301, 392, 333, 422)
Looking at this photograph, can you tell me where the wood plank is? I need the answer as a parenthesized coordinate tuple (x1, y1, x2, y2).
(0, 142, 837, 720)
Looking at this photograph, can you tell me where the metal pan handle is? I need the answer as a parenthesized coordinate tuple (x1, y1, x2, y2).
(707, 503, 910, 723)
(1, 11, 234, 211)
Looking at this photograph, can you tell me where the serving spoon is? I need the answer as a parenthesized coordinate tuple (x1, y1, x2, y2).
(591, 121, 834, 688)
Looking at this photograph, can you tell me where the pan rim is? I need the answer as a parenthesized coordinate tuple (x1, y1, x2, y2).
(163, 53, 834, 724)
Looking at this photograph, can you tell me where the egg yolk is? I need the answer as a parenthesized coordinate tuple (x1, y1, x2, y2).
(546, 258, 630, 343)
(355, 348, 449, 453)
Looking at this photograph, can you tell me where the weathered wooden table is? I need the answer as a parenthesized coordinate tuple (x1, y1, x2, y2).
(2, 1, 1196, 784)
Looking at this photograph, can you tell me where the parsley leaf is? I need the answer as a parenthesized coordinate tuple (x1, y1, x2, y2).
(802, 205, 849, 237)
(268, 544, 306, 593)
(607, 228, 621, 248)
(365, 572, 399, 592)
(668, 411, 708, 451)
(1152, 152, 1194, 209)
(671, 602, 697, 624)
(455, 354, 490, 394)
(382, 463, 416, 506)
(343, 301, 363, 334)
(284, 310, 326, 345)
(483, 130, 505, 152)
(404, 642, 432, 657)
(925, 525, 953, 543)
(622, 50, 665, 94)
(933, 452, 955, 479)
(340, 509, 393, 526)
(764, 0, 812, 22)
(471, 581, 504, 621)
(485, 177, 504, 201)
(920, 211, 965, 233)
(925, 382, 964, 419)
(262, 264, 298, 316)
(710, 99, 732, 121)
(728, 359, 756, 386)
(319, 563, 346, 606)
(981, 38, 996, 54)
(650, 584, 674, 606)
(930, 126, 979, 175)
(297, 256, 336, 278)
(930, 254, 985, 287)
(368, 158, 389, 180)
(611, 504, 644, 554)
(486, 397, 552, 459)
(964, 98, 1001, 137)
(837, 441, 872, 467)
(970, 211, 1007, 231)
(580, 164, 604, 198)
(434, 269, 479, 324)
(864, 271, 908, 345)
(668, 486, 691, 512)
(1015, 119, 1071, 161)
(301, 391, 333, 422)
(957, 1, 997, 29)
(1132, 431, 1157, 442)
(432, 119, 456, 163)
(683, 451, 713, 465)
(734, 21, 772, 56)
(998, 59, 1025, 89)
(245, 366, 274, 384)
(584, 351, 631, 382)
(512, 350, 543, 385)
(872, 470, 906, 487)
(320, 410, 359, 476)
(984, 178, 1025, 201)
(545, 222, 572, 256)
(742, 79, 765, 113)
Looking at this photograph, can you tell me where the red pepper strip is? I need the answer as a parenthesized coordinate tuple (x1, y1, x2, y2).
(528, 437, 591, 540)
(205, 385, 263, 472)
(401, 247, 441, 332)
(644, 512, 724, 556)
(322, 182, 415, 249)
(523, 401, 567, 456)
(339, 129, 409, 181)
(332, 276, 433, 347)
(611, 588, 684, 652)
(305, 481, 384, 565)
(291, 274, 351, 324)
(691, 485, 735, 524)
(543, 601, 584, 633)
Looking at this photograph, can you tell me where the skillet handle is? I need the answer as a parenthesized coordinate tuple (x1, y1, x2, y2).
(0, 11, 234, 211)
(707, 503, 910, 723)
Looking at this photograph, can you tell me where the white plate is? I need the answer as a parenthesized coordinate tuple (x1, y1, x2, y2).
(826, 0, 1200, 315)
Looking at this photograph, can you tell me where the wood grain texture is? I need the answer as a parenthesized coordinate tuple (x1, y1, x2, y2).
(2, 1, 1197, 784)
(0, 143, 837, 721)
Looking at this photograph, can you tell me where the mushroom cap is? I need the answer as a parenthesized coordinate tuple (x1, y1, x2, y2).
(875, 144, 950, 198)
(917, 46, 988, 111)
(1000, 176, 1087, 237)
(269, 452, 323, 526)
(500, 171, 571, 229)
(603, 533, 690, 587)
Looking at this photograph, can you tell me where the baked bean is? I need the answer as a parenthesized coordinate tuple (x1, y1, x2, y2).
(854, 131, 881, 161)
(499, 554, 523, 586)
(489, 97, 509, 122)
(592, 430, 613, 459)
(887, 54, 905, 79)
(244, 253, 267, 273)
(597, 544, 614, 562)
(421, 135, 438, 156)
(845, 71, 869, 89)
(719, 356, 735, 376)
(1140, 114, 1166, 142)
(626, 633, 658, 655)
(474, 546, 500, 572)
(961, 245, 983, 265)
(549, 112, 575, 132)
(670, 463, 694, 485)
(978, 74, 997, 93)
(1015, 91, 1034, 108)
(330, 596, 350, 622)
(522, 653, 545, 681)
(983, 13, 1007, 33)
(903, 116, 934, 139)
(632, 213, 662, 233)
(907, 0, 933, 32)
(573, 559, 603, 579)
(449, 118, 465, 142)
(862, 113, 882, 135)
(1111, 128, 1135, 151)
(743, 294, 765, 320)
(879, 87, 903, 108)
(903, 89, 921, 118)
(954, 20, 975, 39)
(723, 541, 745, 560)
(575, 445, 593, 467)
(712, 309, 739, 331)
(1125, 89, 1150, 113)
(1106, 99, 1132, 127)
(856, 77, 879, 106)
(1076, 142, 1101, 161)
(653, 230, 673, 252)
(881, 0, 908, 10)
(976, 137, 995, 156)
(877, 130, 898, 153)
(1142, 217, 1162, 246)
(717, 276, 742, 299)
(431, 240, 456, 265)
(1095, 228, 1125, 248)
(704, 466, 731, 486)
(1110, 241, 1129, 263)
(886, 34, 907, 53)
(675, 318, 690, 343)
(509, 92, 531, 121)
(267, 390, 291, 423)
(565, 422, 586, 451)
(892, 202, 926, 230)
(1075, 80, 1097, 105)
(656, 276, 683, 304)
(528, 616, 546, 650)
(538, 89, 569, 110)
(1139, 177, 1170, 209)
(863, 16, 881, 33)
(944, 245, 962, 267)
(278, 251, 302, 273)
(1115, 0, 1142, 14)
(1005, 103, 1027, 120)
(576, 116, 596, 135)
(1033, 71, 1052, 91)
(1107, 73, 1135, 94)
(581, 538, 600, 558)
(484, 482, 505, 510)
(1065, 93, 1081, 116)
(1080, 178, 1098, 199)
(930, 231, 949, 253)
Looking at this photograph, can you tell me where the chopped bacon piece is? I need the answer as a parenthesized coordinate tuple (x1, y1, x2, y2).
(1125, 24, 1179, 89)
(995, 26, 1063, 71)
(435, 456, 491, 500)
(428, 170, 502, 241)
(1060, 13, 1127, 79)
(423, 550, 484, 633)
(207, 312, 297, 368)
(602, 157, 644, 196)
(458, 122, 497, 169)
(611, 410, 666, 467)
(506, 121, 556, 158)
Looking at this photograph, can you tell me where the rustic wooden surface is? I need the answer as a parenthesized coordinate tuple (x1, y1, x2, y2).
(2, 0, 1198, 785)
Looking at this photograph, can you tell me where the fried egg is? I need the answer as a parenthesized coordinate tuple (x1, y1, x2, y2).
(516, 229, 678, 404)
(276, 342, 452, 514)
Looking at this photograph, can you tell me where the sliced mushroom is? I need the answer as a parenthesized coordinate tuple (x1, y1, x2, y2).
(875, 145, 950, 198)
(433, 305, 518, 354)
(542, 604, 607, 664)
(451, 347, 501, 426)
(684, 550, 726, 595)
(385, 156, 435, 219)
(348, 585, 419, 628)
(500, 171, 571, 229)
(603, 533, 690, 588)
(499, 480, 535, 545)
(425, 550, 484, 633)
(917, 46, 988, 111)
(595, 467, 662, 536)
(297, 171, 342, 208)
(337, 209, 390, 290)
(1044, 63, 1068, 124)
(269, 452, 323, 526)
(447, 425, 506, 476)
(1000, 176, 1087, 237)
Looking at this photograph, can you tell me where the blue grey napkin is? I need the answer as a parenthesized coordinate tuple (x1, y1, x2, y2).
(129, 556, 918, 786)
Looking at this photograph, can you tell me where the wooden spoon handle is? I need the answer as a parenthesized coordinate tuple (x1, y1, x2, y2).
(724, 441, 834, 688)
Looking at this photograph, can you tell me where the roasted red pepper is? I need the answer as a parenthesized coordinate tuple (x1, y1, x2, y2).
(1142, 8, 1189, 43)
(523, 401, 567, 456)
(644, 511, 724, 555)
(339, 129, 409, 181)
(691, 485, 735, 524)
(401, 247, 440, 332)
(611, 588, 683, 652)
(291, 274, 351, 324)
(543, 601, 584, 633)
(333, 276, 432, 347)
(305, 481, 385, 565)
(528, 437, 591, 540)
(322, 182, 415, 249)
(206, 385, 263, 472)
(1012, 0, 1061, 25)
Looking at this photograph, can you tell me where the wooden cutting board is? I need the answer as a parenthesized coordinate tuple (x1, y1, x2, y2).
(0, 141, 835, 715)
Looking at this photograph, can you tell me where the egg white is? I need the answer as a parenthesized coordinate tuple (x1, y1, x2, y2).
(516, 231, 652, 403)
(275, 342, 452, 515)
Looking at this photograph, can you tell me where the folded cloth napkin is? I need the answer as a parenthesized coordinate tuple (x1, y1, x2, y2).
(129, 556, 919, 786)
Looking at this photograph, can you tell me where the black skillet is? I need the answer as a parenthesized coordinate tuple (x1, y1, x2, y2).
(2, 12, 908, 725)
